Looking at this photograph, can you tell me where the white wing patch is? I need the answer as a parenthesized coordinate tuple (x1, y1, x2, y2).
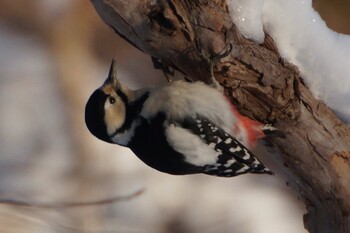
(165, 123, 219, 166)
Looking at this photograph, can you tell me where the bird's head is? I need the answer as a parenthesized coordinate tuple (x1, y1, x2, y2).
(85, 59, 131, 143)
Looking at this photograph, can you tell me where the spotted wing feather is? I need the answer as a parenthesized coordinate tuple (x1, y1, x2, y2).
(181, 115, 273, 177)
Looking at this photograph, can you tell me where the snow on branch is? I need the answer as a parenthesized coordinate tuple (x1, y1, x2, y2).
(228, 0, 350, 123)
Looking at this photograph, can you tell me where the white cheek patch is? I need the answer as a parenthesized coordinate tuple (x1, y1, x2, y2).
(104, 98, 126, 136)
(104, 100, 111, 109)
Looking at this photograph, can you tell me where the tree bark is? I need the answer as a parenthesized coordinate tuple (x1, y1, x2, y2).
(91, 0, 350, 232)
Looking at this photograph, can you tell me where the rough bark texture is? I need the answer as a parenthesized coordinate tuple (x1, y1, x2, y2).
(91, 0, 350, 232)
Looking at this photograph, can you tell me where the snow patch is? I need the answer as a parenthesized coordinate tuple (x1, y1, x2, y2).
(228, 0, 350, 123)
(228, 0, 265, 43)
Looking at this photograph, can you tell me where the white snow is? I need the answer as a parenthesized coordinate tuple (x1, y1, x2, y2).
(228, 0, 350, 123)
(228, 0, 265, 43)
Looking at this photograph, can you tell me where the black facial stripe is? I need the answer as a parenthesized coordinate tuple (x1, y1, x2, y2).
(116, 89, 128, 104)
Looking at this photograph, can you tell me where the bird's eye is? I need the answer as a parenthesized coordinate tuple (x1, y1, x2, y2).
(109, 97, 116, 104)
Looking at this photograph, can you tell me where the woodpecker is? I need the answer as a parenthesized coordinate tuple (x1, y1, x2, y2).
(85, 59, 280, 177)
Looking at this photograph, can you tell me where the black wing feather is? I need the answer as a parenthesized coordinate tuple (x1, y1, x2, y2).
(178, 115, 273, 177)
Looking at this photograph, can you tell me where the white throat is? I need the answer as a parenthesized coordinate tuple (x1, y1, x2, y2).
(110, 120, 140, 146)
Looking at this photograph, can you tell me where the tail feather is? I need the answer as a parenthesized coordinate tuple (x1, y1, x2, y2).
(260, 124, 286, 138)
(250, 166, 274, 175)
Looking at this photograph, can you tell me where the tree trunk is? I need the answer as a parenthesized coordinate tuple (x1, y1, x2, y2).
(91, 0, 350, 232)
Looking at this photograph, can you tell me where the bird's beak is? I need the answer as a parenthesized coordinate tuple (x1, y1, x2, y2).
(105, 58, 119, 86)
(103, 58, 133, 101)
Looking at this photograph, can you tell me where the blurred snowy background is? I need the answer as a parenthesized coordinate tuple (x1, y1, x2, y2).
(0, 1, 348, 232)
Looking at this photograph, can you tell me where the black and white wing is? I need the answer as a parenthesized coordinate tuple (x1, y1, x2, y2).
(165, 115, 273, 177)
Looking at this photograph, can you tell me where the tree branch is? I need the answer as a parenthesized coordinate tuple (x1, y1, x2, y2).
(91, 0, 350, 232)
